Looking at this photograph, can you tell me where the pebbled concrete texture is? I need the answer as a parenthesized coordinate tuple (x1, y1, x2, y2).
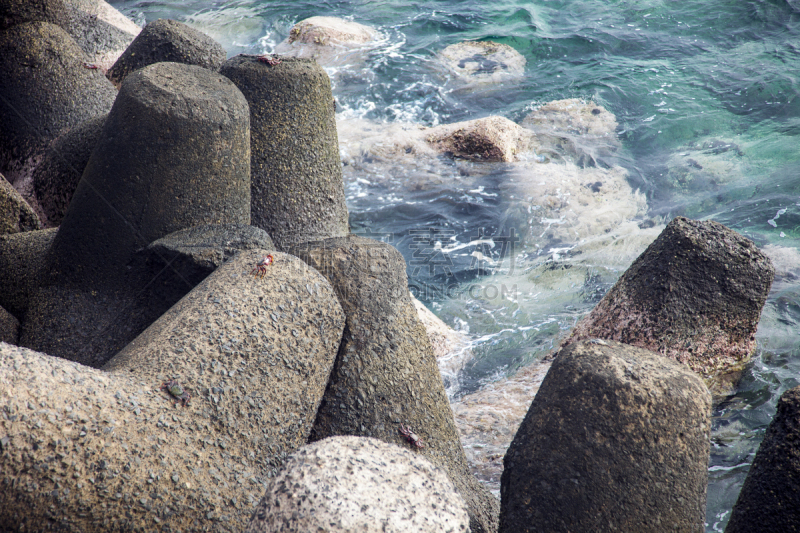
(0, 227, 57, 320)
(0, 250, 345, 532)
(290, 235, 499, 533)
(32, 114, 107, 227)
(501, 340, 711, 533)
(107, 18, 224, 87)
(0, 173, 41, 235)
(245, 436, 470, 533)
(0, 304, 19, 344)
(19, 62, 251, 366)
(221, 55, 349, 250)
(564, 216, 774, 391)
(0, 21, 116, 187)
(725, 385, 800, 532)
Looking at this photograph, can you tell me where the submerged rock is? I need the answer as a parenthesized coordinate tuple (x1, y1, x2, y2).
(500, 340, 711, 533)
(246, 436, 470, 533)
(564, 216, 774, 390)
(521, 98, 621, 167)
(438, 40, 526, 83)
(426, 116, 541, 163)
(274, 16, 379, 66)
(726, 385, 800, 532)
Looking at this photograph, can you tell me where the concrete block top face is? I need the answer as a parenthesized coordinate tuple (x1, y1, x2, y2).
(107, 18, 225, 87)
(567, 216, 775, 378)
(726, 385, 800, 532)
(0, 251, 345, 532)
(246, 436, 470, 533)
(0, 21, 116, 171)
(122, 61, 249, 126)
(501, 339, 711, 533)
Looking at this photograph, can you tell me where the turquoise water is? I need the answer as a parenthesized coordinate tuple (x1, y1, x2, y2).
(110, 1, 800, 529)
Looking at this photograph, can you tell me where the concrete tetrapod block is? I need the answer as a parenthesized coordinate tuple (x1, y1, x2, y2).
(57, 0, 141, 70)
(0, 227, 57, 320)
(564, 216, 774, 391)
(107, 18, 225, 88)
(32, 114, 107, 227)
(0, 21, 117, 186)
(0, 173, 41, 234)
(500, 340, 711, 533)
(246, 436, 470, 533)
(0, 0, 71, 31)
(129, 224, 276, 309)
(0, 304, 19, 344)
(725, 385, 800, 532)
(289, 236, 500, 533)
(0, 250, 345, 532)
(19, 62, 251, 366)
(220, 55, 349, 250)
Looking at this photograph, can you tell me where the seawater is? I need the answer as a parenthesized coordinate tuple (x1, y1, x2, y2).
(110, 1, 800, 530)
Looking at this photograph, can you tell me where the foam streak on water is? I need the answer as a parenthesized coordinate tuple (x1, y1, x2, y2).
(109, 1, 800, 529)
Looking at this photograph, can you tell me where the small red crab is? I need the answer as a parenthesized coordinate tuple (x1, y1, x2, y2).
(250, 254, 274, 278)
(257, 54, 281, 66)
(399, 424, 425, 449)
(160, 379, 190, 406)
(83, 62, 100, 70)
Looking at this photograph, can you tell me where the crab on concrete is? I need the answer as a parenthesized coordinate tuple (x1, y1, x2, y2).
(399, 424, 425, 449)
(250, 254, 274, 278)
(257, 54, 281, 66)
(160, 379, 190, 406)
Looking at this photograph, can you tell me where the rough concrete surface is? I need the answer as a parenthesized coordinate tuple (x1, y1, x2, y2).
(564, 216, 774, 388)
(246, 436, 470, 533)
(0, 227, 57, 320)
(0, 250, 345, 531)
(290, 235, 499, 533)
(501, 340, 711, 533)
(107, 18, 224, 87)
(0, 21, 116, 187)
(0, 173, 41, 235)
(726, 385, 800, 532)
(32, 114, 107, 227)
(221, 55, 349, 250)
(20, 62, 251, 366)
